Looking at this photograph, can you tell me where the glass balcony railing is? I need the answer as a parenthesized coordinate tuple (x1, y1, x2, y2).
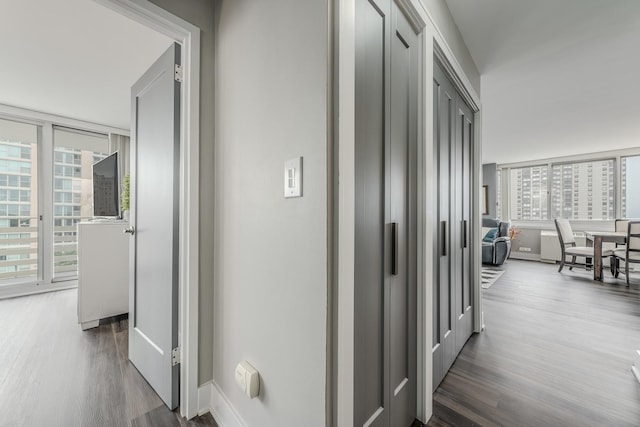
(0, 215, 93, 282)
(53, 216, 92, 280)
(0, 216, 38, 281)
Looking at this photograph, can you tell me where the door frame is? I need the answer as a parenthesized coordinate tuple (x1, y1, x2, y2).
(96, 0, 200, 418)
(335, 0, 481, 423)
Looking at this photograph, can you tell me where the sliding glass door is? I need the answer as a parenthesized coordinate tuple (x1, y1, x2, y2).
(0, 117, 113, 292)
(0, 118, 39, 283)
(52, 128, 109, 281)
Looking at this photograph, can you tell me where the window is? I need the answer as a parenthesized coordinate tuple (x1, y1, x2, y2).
(496, 169, 502, 219)
(0, 119, 38, 280)
(52, 127, 109, 279)
(622, 155, 640, 218)
(550, 160, 614, 220)
(509, 165, 548, 220)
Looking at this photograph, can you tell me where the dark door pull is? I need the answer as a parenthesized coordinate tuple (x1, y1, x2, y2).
(391, 222, 398, 275)
(463, 220, 468, 248)
(441, 220, 447, 256)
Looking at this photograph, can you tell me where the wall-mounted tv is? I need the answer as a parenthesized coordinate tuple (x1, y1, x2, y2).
(92, 152, 120, 218)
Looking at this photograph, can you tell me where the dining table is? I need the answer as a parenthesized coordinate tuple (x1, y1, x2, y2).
(585, 231, 627, 281)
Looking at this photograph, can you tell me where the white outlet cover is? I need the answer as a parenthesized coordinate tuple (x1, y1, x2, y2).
(235, 360, 260, 399)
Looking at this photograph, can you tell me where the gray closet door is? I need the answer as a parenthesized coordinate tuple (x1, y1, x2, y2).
(432, 59, 474, 390)
(432, 64, 454, 389)
(455, 101, 474, 353)
(354, 0, 419, 425)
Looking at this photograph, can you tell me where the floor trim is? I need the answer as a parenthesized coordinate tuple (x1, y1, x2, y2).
(197, 381, 213, 416)
(633, 350, 640, 384)
(198, 382, 247, 427)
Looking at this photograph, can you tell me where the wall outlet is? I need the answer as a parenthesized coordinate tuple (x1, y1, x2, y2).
(235, 360, 260, 399)
(519, 247, 532, 252)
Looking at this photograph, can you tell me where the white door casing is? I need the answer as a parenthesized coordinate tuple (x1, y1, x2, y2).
(96, 0, 201, 418)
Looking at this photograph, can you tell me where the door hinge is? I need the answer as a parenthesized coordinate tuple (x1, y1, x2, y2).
(174, 64, 183, 83)
(171, 347, 181, 366)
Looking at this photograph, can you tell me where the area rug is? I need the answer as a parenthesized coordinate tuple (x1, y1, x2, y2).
(481, 268, 505, 289)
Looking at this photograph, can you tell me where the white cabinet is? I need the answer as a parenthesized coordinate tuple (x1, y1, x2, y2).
(77, 221, 130, 330)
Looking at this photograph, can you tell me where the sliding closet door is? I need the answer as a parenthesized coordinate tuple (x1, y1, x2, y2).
(455, 102, 474, 352)
(432, 58, 475, 390)
(388, 7, 418, 427)
(354, 0, 386, 423)
(432, 67, 453, 389)
(354, 0, 420, 425)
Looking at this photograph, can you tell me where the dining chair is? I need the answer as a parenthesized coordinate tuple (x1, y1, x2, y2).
(613, 220, 640, 286)
(554, 218, 614, 275)
(615, 219, 629, 249)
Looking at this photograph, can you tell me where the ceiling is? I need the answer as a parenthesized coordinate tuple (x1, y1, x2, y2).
(0, 0, 172, 131)
(3, 0, 639, 158)
(445, 0, 640, 165)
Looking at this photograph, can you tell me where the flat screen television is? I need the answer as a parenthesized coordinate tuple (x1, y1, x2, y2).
(92, 152, 120, 218)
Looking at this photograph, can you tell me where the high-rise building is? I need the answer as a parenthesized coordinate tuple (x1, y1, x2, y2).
(0, 126, 108, 280)
(0, 138, 37, 279)
(510, 165, 548, 220)
(550, 161, 614, 220)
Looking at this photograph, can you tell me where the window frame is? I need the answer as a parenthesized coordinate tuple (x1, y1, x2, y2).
(498, 147, 640, 226)
(0, 110, 126, 297)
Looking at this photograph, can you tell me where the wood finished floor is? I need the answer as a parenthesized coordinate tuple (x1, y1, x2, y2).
(428, 259, 640, 427)
(0, 289, 216, 427)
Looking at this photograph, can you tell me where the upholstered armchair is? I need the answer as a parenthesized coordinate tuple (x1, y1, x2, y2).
(482, 218, 511, 265)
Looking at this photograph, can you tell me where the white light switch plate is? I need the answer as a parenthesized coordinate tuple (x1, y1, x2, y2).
(284, 157, 302, 198)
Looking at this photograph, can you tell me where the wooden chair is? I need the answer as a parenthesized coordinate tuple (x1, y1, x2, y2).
(613, 220, 640, 286)
(554, 218, 613, 275)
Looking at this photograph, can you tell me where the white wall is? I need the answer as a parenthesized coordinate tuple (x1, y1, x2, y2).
(213, 0, 328, 426)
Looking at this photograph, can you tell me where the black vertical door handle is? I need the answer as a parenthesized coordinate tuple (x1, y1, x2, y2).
(391, 222, 398, 275)
(463, 220, 468, 248)
(441, 220, 447, 256)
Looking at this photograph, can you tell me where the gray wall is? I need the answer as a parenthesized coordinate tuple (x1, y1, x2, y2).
(423, 0, 481, 96)
(147, 0, 215, 386)
(482, 163, 497, 219)
(509, 228, 542, 258)
(147, 0, 478, 423)
(213, 0, 328, 425)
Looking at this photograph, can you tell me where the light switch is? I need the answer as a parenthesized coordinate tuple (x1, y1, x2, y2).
(284, 157, 303, 198)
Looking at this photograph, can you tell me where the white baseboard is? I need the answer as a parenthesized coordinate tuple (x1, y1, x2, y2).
(509, 252, 540, 261)
(197, 381, 247, 427)
(632, 350, 640, 384)
(198, 381, 213, 416)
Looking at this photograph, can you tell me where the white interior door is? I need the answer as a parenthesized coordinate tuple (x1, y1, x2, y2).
(128, 42, 181, 409)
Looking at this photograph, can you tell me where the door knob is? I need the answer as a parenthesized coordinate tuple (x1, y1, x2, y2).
(124, 226, 135, 235)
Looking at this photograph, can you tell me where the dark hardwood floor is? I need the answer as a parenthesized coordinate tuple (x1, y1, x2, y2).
(3, 261, 638, 427)
(428, 259, 640, 427)
(0, 289, 216, 427)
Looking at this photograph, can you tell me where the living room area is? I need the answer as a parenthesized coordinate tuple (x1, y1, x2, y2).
(430, 1, 640, 425)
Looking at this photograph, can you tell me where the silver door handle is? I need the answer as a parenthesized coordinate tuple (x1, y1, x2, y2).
(124, 226, 135, 235)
